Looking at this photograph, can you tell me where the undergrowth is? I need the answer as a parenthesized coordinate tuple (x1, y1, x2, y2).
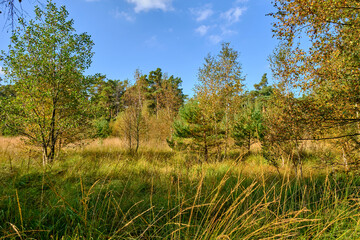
(1, 139, 360, 239)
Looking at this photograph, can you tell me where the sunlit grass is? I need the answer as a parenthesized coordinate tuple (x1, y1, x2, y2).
(1, 137, 360, 239)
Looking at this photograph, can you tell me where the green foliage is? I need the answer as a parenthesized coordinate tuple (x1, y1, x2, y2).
(88, 75, 128, 139)
(93, 117, 111, 139)
(180, 42, 246, 160)
(168, 100, 225, 161)
(232, 74, 273, 151)
(0, 83, 18, 136)
(90, 75, 128, 121)
(233, 102, 265, 149)
(141, 68, 186, 118)
(195, 42, 244, 116)
(0, 0, 94, 164)
(252, 73, 273, 99)
(119, 71, 149, 152)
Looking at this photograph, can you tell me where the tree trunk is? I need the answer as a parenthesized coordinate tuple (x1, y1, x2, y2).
(49, 142, 56, 163)
(356, 103, 359, 143)
(42, 144, 55, 166)
(128, 128, 132, 150)
(204, 131, 208, 162)
(135, 128, 140, 153)
(135, 111, 141, 153)
(42, 146, 48, 166)
(128, 113, 132, 150)
(224, 105, 229, 160)
(48, 106, 57, 164)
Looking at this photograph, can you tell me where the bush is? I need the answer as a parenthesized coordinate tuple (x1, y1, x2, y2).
(94, 118, 111, 138)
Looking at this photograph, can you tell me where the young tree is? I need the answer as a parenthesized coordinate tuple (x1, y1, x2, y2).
(168, 100, 224, 162)
(160, 74, 186, 120)
(170, 43, 245, 161)
(119, 70, 148, 152)
(147, 68, 163, 118)
(0, 1, 94, 165)
(232, 74, 273, 152)
(195, 42, 245, 159)
(130, 68, 186, 143)
(91, 77, 127, 121)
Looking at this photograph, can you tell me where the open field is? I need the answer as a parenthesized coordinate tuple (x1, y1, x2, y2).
(1, 0, 359, 239)
(1, 137, 360, 239)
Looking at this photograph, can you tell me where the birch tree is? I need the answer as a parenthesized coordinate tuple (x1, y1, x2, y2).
(195, 42, 245, 159)
(0, 1, 94, 164)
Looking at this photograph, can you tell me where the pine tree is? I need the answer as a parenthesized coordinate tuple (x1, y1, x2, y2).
(168, 100, 224, 162)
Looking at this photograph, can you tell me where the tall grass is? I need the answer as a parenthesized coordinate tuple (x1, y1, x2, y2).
(1, 137, 360, 239)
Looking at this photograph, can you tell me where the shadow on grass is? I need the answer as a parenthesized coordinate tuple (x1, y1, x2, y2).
(2, 148, 360, 239)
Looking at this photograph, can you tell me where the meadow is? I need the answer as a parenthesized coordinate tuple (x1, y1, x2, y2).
(1, 137, 360, 239)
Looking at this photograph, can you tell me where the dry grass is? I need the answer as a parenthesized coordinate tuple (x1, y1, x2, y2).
(0, 136, 23, 152)
(1, 136, 359, 239)
(84, 137, 172, 152)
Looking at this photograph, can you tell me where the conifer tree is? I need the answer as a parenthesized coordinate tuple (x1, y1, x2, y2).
(232, 74, 272, 151)
(168, 100, 224, 162)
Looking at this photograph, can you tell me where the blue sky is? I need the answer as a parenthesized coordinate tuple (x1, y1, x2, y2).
(0, 0, 279, 97)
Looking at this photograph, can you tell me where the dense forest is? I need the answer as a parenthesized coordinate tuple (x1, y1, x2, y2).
(0, 0, 360, 239)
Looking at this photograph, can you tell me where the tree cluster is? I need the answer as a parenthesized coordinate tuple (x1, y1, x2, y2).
(168, 43, 273, 162)
(0, 1, 186, 163)
(1, 0, 359, 174)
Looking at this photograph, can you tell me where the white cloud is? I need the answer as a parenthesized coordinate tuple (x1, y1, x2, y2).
(144, 35, 162, 48)
(127, 0, 173, 13)
(221, 7, 246, 24)
(195, 25, 210, 36)
(209, 35, 222, 44)
(0, 67, 4, 76)
(113, 8, 135, 22)
(220, 26, 237, 36)
(193, 2, 248, 45)
(190, 4, 213, 22)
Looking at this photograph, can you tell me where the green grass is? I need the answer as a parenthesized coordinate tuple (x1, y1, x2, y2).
(1, 140, 360, 239)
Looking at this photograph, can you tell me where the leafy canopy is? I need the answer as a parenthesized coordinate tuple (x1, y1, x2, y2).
(0, 0, 94, 163)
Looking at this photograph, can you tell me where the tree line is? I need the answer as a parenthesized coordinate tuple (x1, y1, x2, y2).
(0, 0, 359, 173)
